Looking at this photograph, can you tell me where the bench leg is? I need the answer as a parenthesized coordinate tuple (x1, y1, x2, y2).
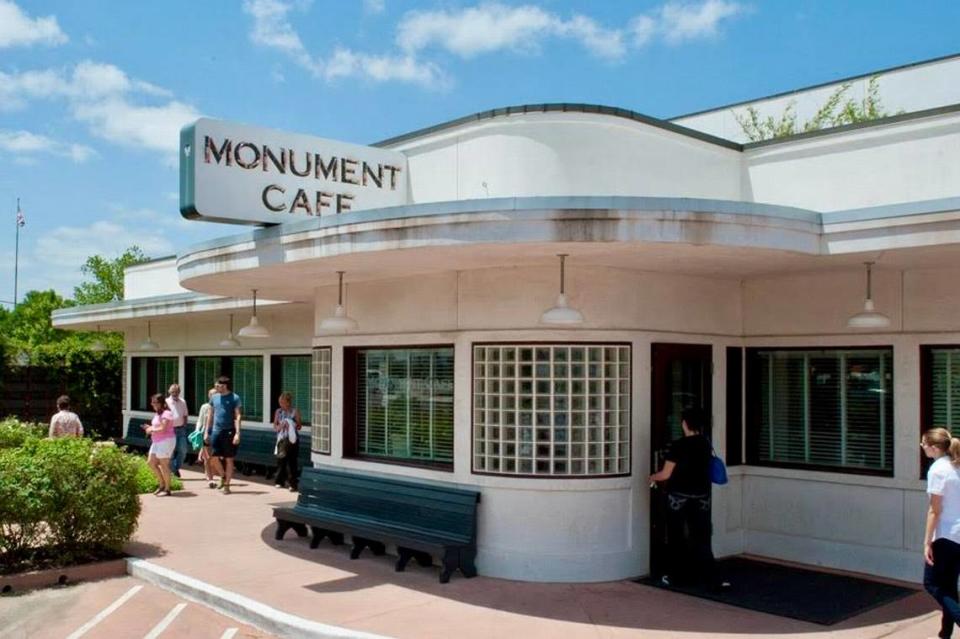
(395, 548, 431, 572)
(351, 537, 386, 559)
(460, 549, 478, 578)
(395, 548, 413, 572)
(309, 526, 343, 548)
(275, 519, 306, 540)
(439, 548, 458, 584)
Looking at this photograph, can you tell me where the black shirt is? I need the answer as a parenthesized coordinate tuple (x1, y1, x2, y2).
(665, 433, 712, 496)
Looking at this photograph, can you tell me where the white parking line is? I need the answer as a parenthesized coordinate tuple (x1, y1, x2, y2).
(143, 602, 187, 639)
(220, 629, 239, 639)
(66, 585, 143, 639)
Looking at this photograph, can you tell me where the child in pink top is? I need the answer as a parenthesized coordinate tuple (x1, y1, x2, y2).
(145, 393, 175, 496)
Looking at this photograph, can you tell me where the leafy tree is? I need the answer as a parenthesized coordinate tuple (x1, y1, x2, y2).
(73, 246, 147, 305)
(734, 75, 901, 142)
(0, 246, 147, 438)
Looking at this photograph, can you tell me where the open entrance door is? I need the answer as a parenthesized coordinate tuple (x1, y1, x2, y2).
(649, 343, 712, 578)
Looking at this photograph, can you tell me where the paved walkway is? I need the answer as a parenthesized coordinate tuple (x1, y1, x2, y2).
(0, 575, 275, 638)
(123, 468, 942, 639)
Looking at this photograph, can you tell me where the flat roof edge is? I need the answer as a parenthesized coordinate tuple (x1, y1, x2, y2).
(670, 51, 960, 121)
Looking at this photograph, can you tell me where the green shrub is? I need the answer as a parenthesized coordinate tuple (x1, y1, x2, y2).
(131, 455, 183, 494)
(0, 437, 141, 571)
(0, 417, 46, 450)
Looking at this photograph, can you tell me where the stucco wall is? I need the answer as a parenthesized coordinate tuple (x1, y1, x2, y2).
(391, 112, 743, 205)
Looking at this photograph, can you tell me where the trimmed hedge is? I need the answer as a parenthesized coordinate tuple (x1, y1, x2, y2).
(0, 423, 141, 573)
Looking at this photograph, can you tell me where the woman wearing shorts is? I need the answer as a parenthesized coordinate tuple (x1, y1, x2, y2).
(145, 393, 175, 496)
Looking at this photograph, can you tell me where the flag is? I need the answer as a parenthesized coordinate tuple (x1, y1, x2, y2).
(16, 200, 24, 227)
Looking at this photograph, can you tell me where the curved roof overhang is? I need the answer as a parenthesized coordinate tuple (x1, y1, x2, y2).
(176, 196, 823, 302)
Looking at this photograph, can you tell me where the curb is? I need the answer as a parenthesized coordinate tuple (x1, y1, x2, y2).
(126, 558, 393, 639)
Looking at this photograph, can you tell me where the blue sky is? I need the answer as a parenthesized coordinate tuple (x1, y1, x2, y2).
(1, 0, 958, 304)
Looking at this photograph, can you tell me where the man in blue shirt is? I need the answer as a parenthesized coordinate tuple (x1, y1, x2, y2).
(206, 375, 242, 494)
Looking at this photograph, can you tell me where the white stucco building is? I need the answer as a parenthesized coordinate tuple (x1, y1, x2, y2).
(54, 53, 960, 584)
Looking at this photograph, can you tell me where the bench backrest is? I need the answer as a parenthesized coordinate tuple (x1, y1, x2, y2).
(296, 467, 480, 543)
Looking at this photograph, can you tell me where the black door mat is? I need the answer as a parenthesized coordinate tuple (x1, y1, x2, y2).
(634, 556, 917, 625)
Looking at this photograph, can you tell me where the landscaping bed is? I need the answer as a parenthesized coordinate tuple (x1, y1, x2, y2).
(0, 418, 142, 593)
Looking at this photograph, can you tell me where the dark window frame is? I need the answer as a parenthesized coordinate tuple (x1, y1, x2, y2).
(270, 354, 313, 426)
(919, 344, 960, 479)
(183, 355, 264, 422)
(343, 344, 455, 472)
(130, 356, 178, 412)
(745, 345, 894, 478)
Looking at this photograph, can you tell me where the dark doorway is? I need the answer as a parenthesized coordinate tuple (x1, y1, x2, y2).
(649, 342, 712, 578)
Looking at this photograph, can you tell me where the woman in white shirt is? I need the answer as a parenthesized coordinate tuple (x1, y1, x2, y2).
(923, 427, 960, 639)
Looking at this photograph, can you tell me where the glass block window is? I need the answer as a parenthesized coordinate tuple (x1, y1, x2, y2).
(271, 355, 312, 425)
(473, 344, 631, 477)
(351, 347, 454, 467)
(312, 348, 332, 454)
(747, 348, 893, 475)
(130, 357, 178, 411)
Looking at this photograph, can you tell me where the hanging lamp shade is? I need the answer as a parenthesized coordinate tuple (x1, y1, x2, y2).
(139, 321, 159, 350)
(847, 262, 891, 329)
(540, 254, 584, 325)
(89, 324, 106, 352)
(219, 313, 241, 347)
(238, 289, 270, 338)
(319, 271, 358, 333)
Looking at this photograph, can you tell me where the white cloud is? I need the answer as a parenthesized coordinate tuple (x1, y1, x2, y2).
(0, 129, 95, 163)
(36, 221, 174, 270)
(0, 0, 67, 48)
(0, 61, 199, 160)
(659, 0, 743, 43)
(363, 0, 385, 16)
(397, 4, 624, 60)
(243, 1, 744, 88)
(243, 0, 443, 87)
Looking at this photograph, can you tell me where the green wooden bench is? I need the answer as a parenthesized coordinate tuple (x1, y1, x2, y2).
(235, 428, 313, 477)
(274, 467, 481, 583)
(119, 417, 151, 451)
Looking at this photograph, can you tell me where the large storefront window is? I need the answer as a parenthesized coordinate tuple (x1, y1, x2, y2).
(271, 355, 312, 425)
(312, 348, 332, 454)
(473, 344, 631, 477)
(921, 346, 960, 477)
(747, 348, 893, 475)
(131, 357, 178, 411)
(344, 346, 454, 469)
(185, 356, 264, 422)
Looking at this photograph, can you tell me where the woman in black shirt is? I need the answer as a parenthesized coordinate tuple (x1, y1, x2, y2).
(649, 407, 727, 588)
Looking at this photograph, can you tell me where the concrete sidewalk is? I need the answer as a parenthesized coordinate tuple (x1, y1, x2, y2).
(126, 468, 942, 639)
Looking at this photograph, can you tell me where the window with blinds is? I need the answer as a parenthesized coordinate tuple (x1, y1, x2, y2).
(348, 347, 454, 468)
(184, 356, 264, 421)
(231, 356, 263, 422)
(747, 348, 893, 475)
(186, 357, 220, 414)
(271, 355, 312, 425)
(927, 348, 960, 429)
(312, 348, 332, 454)
(130, 357, 179, 411)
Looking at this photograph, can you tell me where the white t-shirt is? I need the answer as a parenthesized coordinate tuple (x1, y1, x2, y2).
(927, 456, 960, 545)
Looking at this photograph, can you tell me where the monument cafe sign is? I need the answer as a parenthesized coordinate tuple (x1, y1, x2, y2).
(180, 118, 408, 225)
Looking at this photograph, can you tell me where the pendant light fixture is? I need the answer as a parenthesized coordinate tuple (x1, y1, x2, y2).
(139, 321, 159, 350)
(847, 261, 891, 329)
(540, 254, 584, 325)
(89, 324, 106, 352)
(319, 271, 358, 333)
(238, 289, 270, 338)
(219, 313, 241, 347)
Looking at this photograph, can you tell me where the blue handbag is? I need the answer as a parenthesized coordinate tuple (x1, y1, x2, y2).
(710, 453, 729, 485)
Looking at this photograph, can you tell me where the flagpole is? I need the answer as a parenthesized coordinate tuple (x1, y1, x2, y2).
(14, 197, 20, 309)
